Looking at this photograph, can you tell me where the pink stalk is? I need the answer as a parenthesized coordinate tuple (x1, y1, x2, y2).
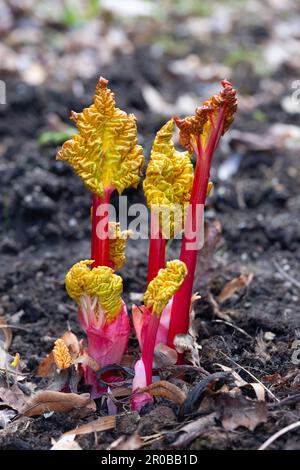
(131, 305, 167, 412)
(91, 188, 113, 268)
(167, 108, 226, 352)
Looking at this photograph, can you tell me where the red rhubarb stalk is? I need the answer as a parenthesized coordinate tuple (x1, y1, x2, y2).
(167, 108, 226, 350)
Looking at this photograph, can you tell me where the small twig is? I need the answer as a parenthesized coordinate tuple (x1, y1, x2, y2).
(218, 350, 279, 402)
(258, 420, 300, 450)
(274, 261, 300, 290)
(213, 319, 252, 340)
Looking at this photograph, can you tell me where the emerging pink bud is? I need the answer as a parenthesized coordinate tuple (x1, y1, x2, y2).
(79, 302, 130, 397)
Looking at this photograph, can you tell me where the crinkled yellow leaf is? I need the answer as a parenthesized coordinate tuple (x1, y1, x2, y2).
(56, 77, 144, 197)
(143, 120, 194, 238)
(108, 222, 132, 270)
(65, 260, 123, 322)
(144, 260, 188, 315)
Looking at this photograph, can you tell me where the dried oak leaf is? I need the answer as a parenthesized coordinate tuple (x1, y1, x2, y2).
(139, 380, 186, 405)
(218, 273, 253, 304)
(218, 394, 268, 431)
(21, 391, 95, 417)
(64, 415, 116, 436)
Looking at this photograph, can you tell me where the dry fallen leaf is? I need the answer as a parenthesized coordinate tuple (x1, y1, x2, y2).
(139, 380, 186, 405)
(64, 415, 116, 436)
(216, 364, 266, 401)
(0, 377, 26, 412)
(218, 273, 253, 304)
(218, 394, 268, 431)
(21, 391, 95, 417)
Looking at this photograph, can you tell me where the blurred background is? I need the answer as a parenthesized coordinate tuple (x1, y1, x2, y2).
(1, 1, 300, 450)
(0, 0, 300, 367)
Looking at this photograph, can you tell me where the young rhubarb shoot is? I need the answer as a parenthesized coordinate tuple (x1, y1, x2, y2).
(144, 119, 193, 283)
(56, 77, 144, 268)
(167, 80, 238, 352)
(65, 260, 130, 396)
(132, 260, 187, 411)
(108, 222, 132, 271)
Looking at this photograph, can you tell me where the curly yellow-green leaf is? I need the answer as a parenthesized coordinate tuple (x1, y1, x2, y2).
(56, 77, 144, 197)
(144, 260, 188, 315)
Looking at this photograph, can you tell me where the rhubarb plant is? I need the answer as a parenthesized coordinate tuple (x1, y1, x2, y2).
(56, 78, 144, 395)
(167, 80, 237, 355)
(55, 77, 237, 404)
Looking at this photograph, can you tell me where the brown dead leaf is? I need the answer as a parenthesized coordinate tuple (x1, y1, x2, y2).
(218, 394, 268, 431)
(64, 415, 116, 436)
(21, 391, 95, 417)
(218, 273, 253, 304)
(0, 316, 12, 350)
(139, 380, 186, 405)
(37, 352, 55, 377)
(108, 432, 142, 450)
